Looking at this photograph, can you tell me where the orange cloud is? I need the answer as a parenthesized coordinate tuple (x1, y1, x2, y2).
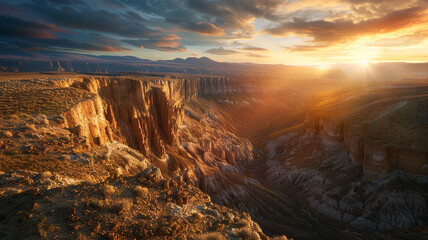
(263, 6, 427, 50)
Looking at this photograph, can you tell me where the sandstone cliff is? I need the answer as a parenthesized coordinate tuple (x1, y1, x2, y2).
(57, 76, 255, 196)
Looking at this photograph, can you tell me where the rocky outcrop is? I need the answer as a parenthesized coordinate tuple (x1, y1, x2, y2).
(61, 78, 178, 159)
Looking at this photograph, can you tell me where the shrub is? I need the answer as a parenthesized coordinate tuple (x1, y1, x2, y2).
(41, 171, 53, 178)
(109, 199, 132, 215)
(133, 186, 149, 197)
(103, 185, 116, 196)
(89, 199, 100, 208)
(3, 131, 13, 138)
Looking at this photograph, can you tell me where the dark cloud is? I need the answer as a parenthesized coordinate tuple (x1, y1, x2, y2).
(241, 46, 269, 51)
(125, 0, 285, 38)
(205, 47, 239, 55)
(245, 53, 268, 58)
(24, 1, 158, 38)
(0, 0, 426, 57)
(0, 15, 65, 39)
(0, 30, 130, 53)
(0, 0, 188, 53)
(263, 6, 425, 45)
(179, 22, 225, 36)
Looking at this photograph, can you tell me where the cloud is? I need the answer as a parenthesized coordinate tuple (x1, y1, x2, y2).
(205, 46, 268, 57)
(123, 35, 187, 52)
(179, 22, 225, 36)
(205, 47, 239, 55)
(0, 0, 190, 53)
(241, 46, 269, 51)
(0, 29, 130, 53)
(0, 0, 427, 59)
(246, 53, 268, 58)
(263, 6, 426, 46)
(284, 44, 329, 52)
(0, 15, 65, 39)
(24, 1, 159, 39)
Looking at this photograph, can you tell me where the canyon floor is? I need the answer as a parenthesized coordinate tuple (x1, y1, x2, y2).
(0, 72, 427, 240)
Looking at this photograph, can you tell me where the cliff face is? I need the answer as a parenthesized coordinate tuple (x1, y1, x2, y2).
(61, 78, 177, 159)
(305, 112, 428, 178)
(59, 76, 254, 189)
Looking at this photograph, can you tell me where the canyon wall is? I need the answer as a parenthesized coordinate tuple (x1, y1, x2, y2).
(59, 76, 254, 188)
(304, 113, 428, 178)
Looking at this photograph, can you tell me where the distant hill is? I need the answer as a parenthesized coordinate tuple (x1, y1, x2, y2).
(0, 51, 349, 82)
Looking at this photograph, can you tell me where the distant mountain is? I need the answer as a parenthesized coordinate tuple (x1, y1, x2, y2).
(169, 57, 218, 66)
(10, 51, 428, 82)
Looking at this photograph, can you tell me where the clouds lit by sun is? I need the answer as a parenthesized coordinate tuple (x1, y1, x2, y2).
(0, 0, 427, 64)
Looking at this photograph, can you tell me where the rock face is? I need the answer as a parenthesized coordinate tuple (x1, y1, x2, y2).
(263, 82, 428, 234)
(304, 85, 428, 179)
(59, 76, 255, 193)
(264, 126, 428, 233)
(306, 115, 428, 178)
(61, 76, 233, 158)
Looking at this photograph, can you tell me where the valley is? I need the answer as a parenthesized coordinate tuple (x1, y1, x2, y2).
(0, 71, 427, 240)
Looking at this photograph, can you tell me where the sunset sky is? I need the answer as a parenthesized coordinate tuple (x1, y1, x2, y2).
(1, 0, 427, 65)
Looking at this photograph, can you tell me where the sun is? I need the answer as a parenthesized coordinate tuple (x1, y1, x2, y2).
(360, 59, 368, 65)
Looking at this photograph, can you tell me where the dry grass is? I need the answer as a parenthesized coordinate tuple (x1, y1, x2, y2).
(0, 79, 95, 116)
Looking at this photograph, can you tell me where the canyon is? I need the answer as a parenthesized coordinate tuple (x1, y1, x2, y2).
(0, 70, 427, 239)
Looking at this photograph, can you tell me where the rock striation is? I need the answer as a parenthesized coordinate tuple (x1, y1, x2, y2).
(61, 76, 235, 158)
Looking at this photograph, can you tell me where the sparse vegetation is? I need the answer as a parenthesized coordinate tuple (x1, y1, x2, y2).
(0, 79, 95, 116)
